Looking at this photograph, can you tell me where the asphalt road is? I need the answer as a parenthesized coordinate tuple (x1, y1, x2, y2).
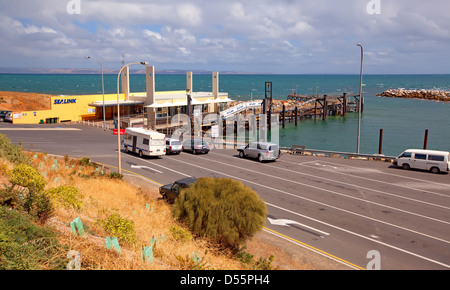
(1, 122, 450, 270)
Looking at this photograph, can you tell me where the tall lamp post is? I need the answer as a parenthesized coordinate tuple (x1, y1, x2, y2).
(116, 62, 148, 174)
(356, 43, 364, 154)
(85, 56, 106, 130)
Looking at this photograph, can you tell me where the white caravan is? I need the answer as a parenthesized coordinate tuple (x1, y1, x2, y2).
(123, 127, 166, 157)
(394, 149, 450, 174)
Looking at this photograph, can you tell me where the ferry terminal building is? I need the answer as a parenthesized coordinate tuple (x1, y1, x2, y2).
(11, 66, 233, 131)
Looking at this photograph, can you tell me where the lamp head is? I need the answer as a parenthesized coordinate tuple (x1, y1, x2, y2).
(140, 62, 148, 65)
(85, 56, 91, 59)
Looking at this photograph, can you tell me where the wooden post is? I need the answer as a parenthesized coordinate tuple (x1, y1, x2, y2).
(379, 129, 383, 155)
(314, 101, 317, 122)
(423, 129, 429, 150)
(322, 95, 327, 120)
(294, 106, 298, 126)
(342, 93, 347, 116)
(282, 104, 285, 128)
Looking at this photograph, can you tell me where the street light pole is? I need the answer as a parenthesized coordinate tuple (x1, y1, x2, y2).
(356, 43, 364, 154)
(85, 56, 106, 130)
(116, 62, 148, 174)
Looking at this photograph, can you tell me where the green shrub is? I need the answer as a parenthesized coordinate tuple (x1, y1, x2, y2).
(0, 134, 28, 165)
(0, 187, 24, 209)
(9, 163, 46, 194)
(100, 213, 137, 245)
(170, 225, 193, 242)
(108, 172, 123, 179)
(0, 206, 66, 269)
(236, 246, 275, 270)
(45, 185, 83, 210)
(172, 177, 267, 249)
(4, 163, 53, 222)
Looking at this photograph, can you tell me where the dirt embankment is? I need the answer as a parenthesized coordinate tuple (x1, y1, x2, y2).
(0, 91, 53, 111)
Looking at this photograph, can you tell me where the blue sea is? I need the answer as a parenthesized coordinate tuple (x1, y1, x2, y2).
(1, 73, 449, 156)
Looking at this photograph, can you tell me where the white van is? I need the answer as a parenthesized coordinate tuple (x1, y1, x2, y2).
(394, 149, 450, 174)
(122, 127, 166, 157)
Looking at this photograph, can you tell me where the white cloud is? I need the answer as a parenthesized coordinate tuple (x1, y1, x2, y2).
(0, 0, 449, 73)
(143, 30, 162, 40)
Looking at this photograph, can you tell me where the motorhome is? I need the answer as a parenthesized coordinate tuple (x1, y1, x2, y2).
(123, 127, 166, 157)
(394, 149, 450, 174)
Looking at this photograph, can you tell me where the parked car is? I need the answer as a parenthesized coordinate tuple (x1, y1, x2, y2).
(5, 112, 12, 122)
(166, 138, 182, 155)
(182, 139, 210, 154)
(394, 149, 450, 174)
(159, 177, 197, 203)
(0, 110, 12, 122)
(237, 142, 281, 162)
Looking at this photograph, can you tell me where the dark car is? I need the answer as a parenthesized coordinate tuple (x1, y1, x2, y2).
(0, 110, 12, 122)
(182, 139, 210, 154)
(159, 177, 197, 203)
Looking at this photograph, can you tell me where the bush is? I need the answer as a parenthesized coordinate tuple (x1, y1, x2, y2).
(237, 247, 275, 270)
(170, 225, 193, 242)
(100, 213, 137, 245)
(0, 134, 28, 165)
(45, 185, 83, 210)
(0, 206, 66, 269)
(9, 163, 46, 194)
(3, 163, 53, 222)
(172, 177, 267, 249)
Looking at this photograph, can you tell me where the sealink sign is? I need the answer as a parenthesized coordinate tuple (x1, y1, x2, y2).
(54, 98, 77, 105)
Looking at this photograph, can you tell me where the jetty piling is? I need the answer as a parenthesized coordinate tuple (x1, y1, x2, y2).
(423, 129, 429, 150)
(379, 129, 383, 155)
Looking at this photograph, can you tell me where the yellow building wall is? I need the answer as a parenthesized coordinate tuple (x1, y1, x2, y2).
(12, 93, 126, 124)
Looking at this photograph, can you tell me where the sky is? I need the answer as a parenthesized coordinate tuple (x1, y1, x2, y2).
(0, 0, 449, 74)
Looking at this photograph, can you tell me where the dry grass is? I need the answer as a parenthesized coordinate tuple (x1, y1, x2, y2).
(0, 91, 53, 111)
(19, 152, 243, 270)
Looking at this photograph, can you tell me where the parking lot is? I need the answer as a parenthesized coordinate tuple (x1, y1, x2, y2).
(1, 122, 450, 269)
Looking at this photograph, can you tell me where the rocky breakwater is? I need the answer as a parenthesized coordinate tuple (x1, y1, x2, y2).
(377, 89, 450, 102)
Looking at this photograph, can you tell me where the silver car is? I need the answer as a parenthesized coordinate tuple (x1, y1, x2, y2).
(165, 138, 182, 154)
(237, 142, 281, 162)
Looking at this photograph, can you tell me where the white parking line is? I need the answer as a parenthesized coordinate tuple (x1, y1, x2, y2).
(299, 160, 450, 197)
(163, 156, 450, 269)
(126, 154, 191, 178)
(215, 151, 450, 209)
(208, 152, 450, 222)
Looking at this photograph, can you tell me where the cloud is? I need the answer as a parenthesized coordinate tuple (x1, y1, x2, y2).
(144, 30, 162, 40)
(0, 0, 449, 74)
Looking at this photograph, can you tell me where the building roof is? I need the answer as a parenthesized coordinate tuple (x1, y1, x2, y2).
(87, 91, 233, 108)
(88, 100, 145, 107)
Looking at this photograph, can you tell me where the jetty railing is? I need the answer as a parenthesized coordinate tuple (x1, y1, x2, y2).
(281, 146, 396, 161)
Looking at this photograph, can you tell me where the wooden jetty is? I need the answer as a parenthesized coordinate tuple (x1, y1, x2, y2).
(274, 92, 362, 128)
(151, 91, 363, 136)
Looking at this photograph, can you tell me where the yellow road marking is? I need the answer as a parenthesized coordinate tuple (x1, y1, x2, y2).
(100, 163, 163, 186)
(88, 161, 366, 270)
(263, 226, 366, 270)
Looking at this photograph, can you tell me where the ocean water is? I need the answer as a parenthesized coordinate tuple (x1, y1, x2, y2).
(1, 73, 449, 156)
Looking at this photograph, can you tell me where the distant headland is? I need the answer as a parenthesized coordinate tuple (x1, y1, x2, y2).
(377, 89, 450, 102)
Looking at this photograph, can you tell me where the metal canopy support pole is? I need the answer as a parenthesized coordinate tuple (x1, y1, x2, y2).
(265, 82, 272, 132)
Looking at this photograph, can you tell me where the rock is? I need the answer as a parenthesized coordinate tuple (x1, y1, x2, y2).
(377, 89, 450, 102)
